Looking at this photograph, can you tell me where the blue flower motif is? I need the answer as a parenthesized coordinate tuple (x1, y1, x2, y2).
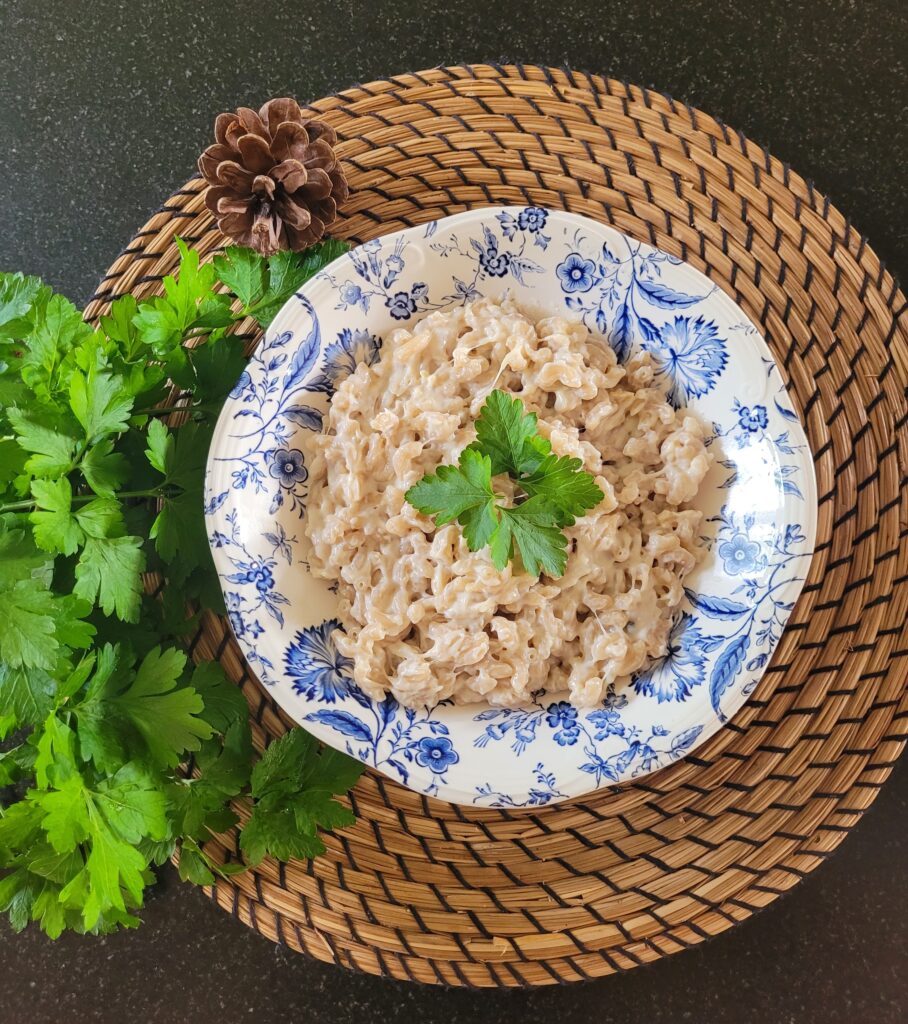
(414, 736, 459, 773)
(284, 618, 354, 702)
(556, 253, 596, 293)
(602, 686, 629, 711)
(339, 281, 362, 306)
(718, 533, 764, 576)
(229, 370, 252, 399)
(545, 701, 580, 746)
(386, 290, 417, 319)
(587, 709, 625, 741)
(634, 613, 707, 702)
(518, 207, 548, 232)
(268, 448, 308, 489)
(737, 403, 769, 432)
(642, 315, 728, 405)
(228, 563, 274, 594)
(478, 246, 511, 277)
(309, 328, 382, 395)
(452, 278, 481, 302)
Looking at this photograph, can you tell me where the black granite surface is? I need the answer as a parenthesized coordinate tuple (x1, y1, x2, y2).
(0, 1, 906, 1021)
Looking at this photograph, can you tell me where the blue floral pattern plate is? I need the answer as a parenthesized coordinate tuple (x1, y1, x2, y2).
(204, 207, 817, 808)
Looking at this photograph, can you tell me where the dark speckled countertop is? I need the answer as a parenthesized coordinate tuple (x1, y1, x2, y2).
(0, 2, 905, 1021)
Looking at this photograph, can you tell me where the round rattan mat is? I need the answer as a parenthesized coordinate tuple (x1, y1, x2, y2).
(83, 65, 908, 988)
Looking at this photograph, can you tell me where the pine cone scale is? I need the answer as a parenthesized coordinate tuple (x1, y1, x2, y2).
(237, 134, 273, 174)
(294, 167, 333, 199)
(252, 175, 277, 199)
(271, 160, 307, 192)
(199, 97, 347, 255)
(271, 122, 309, 163)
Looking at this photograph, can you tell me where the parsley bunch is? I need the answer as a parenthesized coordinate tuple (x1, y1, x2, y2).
(0, 237, 362, 938)
(406, 390, 604, 576)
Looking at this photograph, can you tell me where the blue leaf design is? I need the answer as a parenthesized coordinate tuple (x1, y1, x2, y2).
(685, 591, 750, 619)
(746, 653, 769, 671)
(305, 710, 373, 744)
(670, 724, 704, 754)
(203, 491, 229, 515)
(581, 760, 618, 781)
(698, 634, 728, 652)
(387, 758, 409, 782)
(782, 479, 804, 499)
(774, 397, 800, 422)
(637, 315, 660, 341)
(347, 684, 374, 711)
(283, 405, 323, 430)
(378, 694, 398, 725)
(283, 299, 320, 388)
(610, 300, 632, 362)
(508, 256, 544, 285)
(709, 635, 749, 722)
(635, 278, 704, 308)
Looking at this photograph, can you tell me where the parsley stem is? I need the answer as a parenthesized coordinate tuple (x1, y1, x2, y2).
(132, 401, 222, 418)
(0, 488, 160, 514)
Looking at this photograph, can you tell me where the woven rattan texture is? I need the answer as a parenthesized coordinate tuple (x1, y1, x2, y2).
(83, 65, 908, 988)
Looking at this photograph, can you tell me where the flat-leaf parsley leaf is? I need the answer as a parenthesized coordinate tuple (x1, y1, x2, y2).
(407, 390, 603, 576)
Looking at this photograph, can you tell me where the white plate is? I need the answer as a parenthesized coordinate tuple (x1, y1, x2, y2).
(204, 207, 817, 807)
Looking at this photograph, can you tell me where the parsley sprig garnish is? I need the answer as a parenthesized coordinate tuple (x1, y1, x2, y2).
(406, 391, 604, 577)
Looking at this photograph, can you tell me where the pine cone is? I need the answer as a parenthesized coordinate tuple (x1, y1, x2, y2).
(198, 97, 348, 255)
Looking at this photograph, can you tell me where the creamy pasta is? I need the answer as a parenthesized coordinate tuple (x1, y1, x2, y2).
(303, 297, 711, 708)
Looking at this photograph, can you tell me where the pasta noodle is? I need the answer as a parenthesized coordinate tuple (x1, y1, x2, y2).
(304, 298, 711, 708)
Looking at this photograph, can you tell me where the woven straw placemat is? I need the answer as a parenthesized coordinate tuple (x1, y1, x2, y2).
(83, 64, 908, 988)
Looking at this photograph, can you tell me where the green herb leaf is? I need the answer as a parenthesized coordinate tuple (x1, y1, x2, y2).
(519, 453, 604, 527)
(80, 439, 129, 497)
(239, 730, 363, 867)
(495, 496, 568, 577)
(74, 645, 212, 772)
(99, 295, 141, 361)
(0, 665, 57, 728)
(74, 535, 145, 623)
(69, 368, 134, 443)
(20, 293, 92, 399)
(0, 272, 51, 340)
(30, 477, 84, 555)
(468, 389, 541, 476)
(405, 447, 500, 553)
(132, 238, 232, 357)
(7, 406, 79, 477)
(212, 247, 267, 309)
